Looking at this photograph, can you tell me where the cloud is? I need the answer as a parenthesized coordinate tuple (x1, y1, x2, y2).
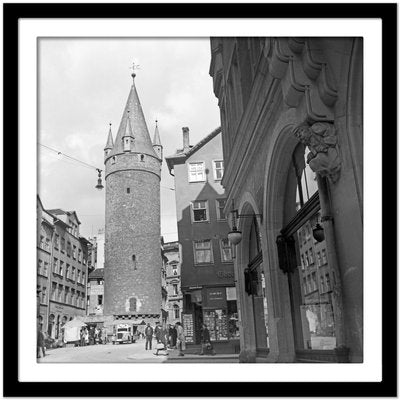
(38, 37, 220, 242)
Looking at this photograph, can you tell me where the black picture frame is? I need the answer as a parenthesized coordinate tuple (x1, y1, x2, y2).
(4, 2, 396, 397)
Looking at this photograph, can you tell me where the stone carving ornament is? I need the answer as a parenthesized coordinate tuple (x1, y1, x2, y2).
(293, 122, 341, 183)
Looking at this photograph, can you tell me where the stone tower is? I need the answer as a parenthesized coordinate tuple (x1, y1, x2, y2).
(103, 71, 162, 322)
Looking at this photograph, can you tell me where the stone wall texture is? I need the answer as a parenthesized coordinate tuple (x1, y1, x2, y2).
(104, 153, 161, 317)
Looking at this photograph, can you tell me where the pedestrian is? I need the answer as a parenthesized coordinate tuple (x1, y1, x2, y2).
(80, 328, 85, 347)
(84, 328, 89, 346)
(37, 329, 46, 358)
(154, 321, 162, 344)
(154, 323, 169, 356)
(175, 322, 185, 356)
(145, 323, 154, 350)
(199, 323, 216, 355)
(170, 324, 177, 348)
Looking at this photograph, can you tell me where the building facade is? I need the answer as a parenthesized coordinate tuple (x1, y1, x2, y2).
(209, 37, 363, 362)
(37, 196, 54, 332)
(166, 128, 239, 353)
(103, 71, 163, 325)
(36, 198, 90, 340)
(87, 268, 104, 316)
(163, 241, 183, 325)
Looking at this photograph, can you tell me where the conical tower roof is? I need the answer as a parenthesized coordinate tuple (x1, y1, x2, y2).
(152, 120, 162, 146)
(109, 74, 157, 157)
(104, 123, 114, 150)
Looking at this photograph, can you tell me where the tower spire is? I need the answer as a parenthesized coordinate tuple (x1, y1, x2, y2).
(152, 119, 163, 161)
(107, 69, 157, 158)
(104, 123, 114, 158)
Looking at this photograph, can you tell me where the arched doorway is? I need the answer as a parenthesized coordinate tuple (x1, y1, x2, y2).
(56, 315, 60, 339)
(47, 314, 55, 337)
(276, 143, 346, 362)
(245, 216, 269, 355)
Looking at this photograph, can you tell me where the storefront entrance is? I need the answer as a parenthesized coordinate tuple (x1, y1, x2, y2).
(183, 286, 240, 353)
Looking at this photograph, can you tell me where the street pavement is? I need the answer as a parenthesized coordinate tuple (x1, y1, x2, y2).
(38, 337, 239, 364)
(38, 337, 167, 363)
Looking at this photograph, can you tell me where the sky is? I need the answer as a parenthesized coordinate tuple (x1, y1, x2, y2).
(38, 38, 221, 242)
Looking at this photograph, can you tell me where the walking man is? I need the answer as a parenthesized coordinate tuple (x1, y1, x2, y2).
(145, 323, 154, 350)
(175, 322, 185, 357)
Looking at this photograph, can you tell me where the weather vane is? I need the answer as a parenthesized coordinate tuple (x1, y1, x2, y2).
(130, 62, 141, 72)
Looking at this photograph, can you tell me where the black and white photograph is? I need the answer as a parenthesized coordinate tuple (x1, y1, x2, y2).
(4, 2, 396, 397)
(36, 35, 364, 365)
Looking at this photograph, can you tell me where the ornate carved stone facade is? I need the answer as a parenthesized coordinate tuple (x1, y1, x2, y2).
(210, 37, 363, 363)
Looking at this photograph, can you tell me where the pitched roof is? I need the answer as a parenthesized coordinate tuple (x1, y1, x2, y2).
(104, 124, 114, 150)
(165, 126, 221, 173)
(152, 121, 162, 146)
(89, 268, 104, 280)
(108, 75, 157, 158)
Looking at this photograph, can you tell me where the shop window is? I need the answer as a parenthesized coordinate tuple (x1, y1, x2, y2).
(216, 199, 226, 220)
(191, 201, 209, 222)
(213, 160, 224, 181)
(193, 240, 213, 264)
(188, 162, 205, 182)
(220, 238, 233, 262)
(278, 144, 338, 356)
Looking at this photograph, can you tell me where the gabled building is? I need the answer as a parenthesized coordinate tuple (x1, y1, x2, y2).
(163, 241, 183, 325)
(166, 127, 239, 353)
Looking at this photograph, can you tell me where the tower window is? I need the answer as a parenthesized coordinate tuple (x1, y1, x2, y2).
(127, 188, 130, 194)
(132, 254, 137, 270)
(140, 154, 145, 162)
(111, 156, 116, 164)
(129, 297, 137, 312)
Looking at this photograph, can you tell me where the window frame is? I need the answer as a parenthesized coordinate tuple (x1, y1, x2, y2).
(212, 159, 224, 181)
(187, 161, 206, 183)
(220, 238, 233, 263)
(193, 239, 214, 265)
(215, 198, 227, 221)
(191, 200, 209, 223)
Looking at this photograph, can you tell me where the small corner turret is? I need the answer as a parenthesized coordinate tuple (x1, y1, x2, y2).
(152, 120, 163, 161)
(122, 110, 135, 152)
(104, 123, 114, 159)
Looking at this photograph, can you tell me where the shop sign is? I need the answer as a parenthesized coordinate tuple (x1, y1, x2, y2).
(182, 313, 194, 343)
(226, 286, 237, 301)
(204, 287, 226, 308)
(216, 271, 234, 279)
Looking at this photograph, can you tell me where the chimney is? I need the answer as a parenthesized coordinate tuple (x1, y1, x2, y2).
(182, 127, 190, 151)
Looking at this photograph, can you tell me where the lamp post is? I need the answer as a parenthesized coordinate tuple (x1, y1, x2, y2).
(227, 199, 262, 246)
